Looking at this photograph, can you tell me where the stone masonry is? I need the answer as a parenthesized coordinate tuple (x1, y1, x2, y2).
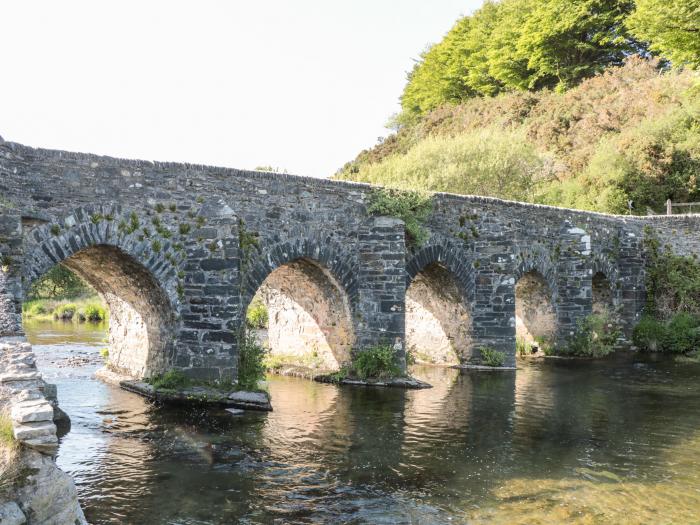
(1, 137, 700, 373)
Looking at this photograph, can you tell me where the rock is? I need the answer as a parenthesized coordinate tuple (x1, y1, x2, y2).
(11, 399, 54, 423)
(22, 434, 59, 454)
(0, 502, 26, 525)
(13, 421, 56, 441)
(14, 450, 87, 525)
(0, 370, 41, 383)
(225, 408, 245, 415)
(227, 391, 272, 411)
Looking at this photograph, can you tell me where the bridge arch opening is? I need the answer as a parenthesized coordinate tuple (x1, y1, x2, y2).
(592, 271, 614, 315)
(24, 244, 176, 378)
(405, 262, 470, 365)
(245, 257, 354, 372)
(515, 270, 556, 355)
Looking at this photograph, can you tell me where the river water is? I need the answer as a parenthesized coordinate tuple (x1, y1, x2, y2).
(24, 320, 700, 524)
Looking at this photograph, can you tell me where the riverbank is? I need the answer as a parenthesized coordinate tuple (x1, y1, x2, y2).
(22, 296, 108, 324)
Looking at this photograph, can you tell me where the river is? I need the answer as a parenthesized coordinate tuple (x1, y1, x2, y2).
(24, 319, 700, 524)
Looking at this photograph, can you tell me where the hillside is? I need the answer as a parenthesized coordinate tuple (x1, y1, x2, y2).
(337, 0, 700, 214)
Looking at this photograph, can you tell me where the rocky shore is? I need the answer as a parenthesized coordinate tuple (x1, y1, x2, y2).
(0, 338, 86, 525)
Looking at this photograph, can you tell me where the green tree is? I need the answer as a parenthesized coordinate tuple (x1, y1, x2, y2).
(513, 0, 640, 91)
(627, 0, 700, 68)
(28, 265, 91, 300)
(399, 0, 643, 119)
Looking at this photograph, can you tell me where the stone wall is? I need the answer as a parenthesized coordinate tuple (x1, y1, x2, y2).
(1, 137, 700, 374)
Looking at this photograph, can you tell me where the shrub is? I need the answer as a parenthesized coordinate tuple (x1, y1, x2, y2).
(564, 313, 620, 357)
(237, 332, 268, 391)
(516, 336, 529, 357)
(366, 188, 433, 246)
(352, 344, 402, 380)
(83, 303, 107, 322)
(633, 315, 667, 352)
(480, 347, 506, 367)
(149, 370, 190, 390)
(54, 303, 77, 320)
(664, 313, 700, 354)
(25, 302, 47, 317)
(246, 300, 268, 329)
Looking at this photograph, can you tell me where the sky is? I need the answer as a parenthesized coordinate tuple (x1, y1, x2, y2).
(0, 1, 483, 178)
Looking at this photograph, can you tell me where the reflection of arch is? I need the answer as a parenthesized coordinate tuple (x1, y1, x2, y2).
(405, 242, 475, 365)
(22, 206, 180, 377)
(243, 235, 358, 370)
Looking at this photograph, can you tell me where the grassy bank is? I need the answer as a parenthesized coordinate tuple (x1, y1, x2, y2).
(22, 296, 108, 323)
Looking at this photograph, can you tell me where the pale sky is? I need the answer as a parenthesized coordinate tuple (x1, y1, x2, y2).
(0, 1, 482, 178)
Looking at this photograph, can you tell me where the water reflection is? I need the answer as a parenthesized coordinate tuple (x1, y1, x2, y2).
(24, 320, 700, 524)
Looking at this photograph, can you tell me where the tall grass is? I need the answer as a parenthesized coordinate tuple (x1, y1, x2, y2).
(0, 412, 18, 497)
(22, 296, 109, 323)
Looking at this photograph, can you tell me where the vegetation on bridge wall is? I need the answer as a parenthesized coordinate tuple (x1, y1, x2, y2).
(633, 229, 700, 354)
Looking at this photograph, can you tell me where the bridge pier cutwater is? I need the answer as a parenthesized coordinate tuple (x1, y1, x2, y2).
(1, 137, 699, 382)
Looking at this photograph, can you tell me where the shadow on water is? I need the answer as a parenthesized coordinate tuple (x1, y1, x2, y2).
(24, 320, 700, 524)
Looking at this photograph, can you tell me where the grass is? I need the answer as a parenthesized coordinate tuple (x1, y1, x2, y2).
(327, 344, 404, 382)
(0, 412, 18, 497)
(480, 347, 506, 367)
(22, 296, 108, 323)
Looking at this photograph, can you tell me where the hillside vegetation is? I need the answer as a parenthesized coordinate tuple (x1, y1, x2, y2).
(337, 0, 700, 214)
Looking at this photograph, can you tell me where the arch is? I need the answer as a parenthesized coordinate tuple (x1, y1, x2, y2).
(21, 205, 182, 378)
(592, 271, 614, 315)
(242, 234, 358, 315)
(405, 242, 475, 365)
(510, 249, 558, 355)
(242, 235, 359, 371)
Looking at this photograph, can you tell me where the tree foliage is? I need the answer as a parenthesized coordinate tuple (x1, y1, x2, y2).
(400, 0, 644, 119)
(627, 0, 700, 68)
(28, 265, 92, 300)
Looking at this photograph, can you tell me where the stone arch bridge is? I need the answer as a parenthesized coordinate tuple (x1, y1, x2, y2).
(1, 138, 699, 381)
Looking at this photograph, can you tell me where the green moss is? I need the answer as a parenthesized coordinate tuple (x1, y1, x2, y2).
(178, 223, 191, 235)
(154, 203, 165, 213)
(90, 213, 103, 224)
(151, 239, 162, 253)
(50, 224, 61, 236)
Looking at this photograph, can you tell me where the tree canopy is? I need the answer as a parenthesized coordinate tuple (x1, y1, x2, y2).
(399, 0, 698, 120)
(627, 0, 700, 68)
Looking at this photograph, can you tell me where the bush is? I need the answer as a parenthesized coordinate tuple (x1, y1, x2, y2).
(633, 313, 700, 354)
(564, 313, 620, 357)
(54, 303, 77, 320)
(664, 313, 700, 353)
(246, 300, 268, 329)
(352, 344, 402, 380)
(480, 347, 506, 367)
(24, 301, 48, 317)
(633, 315, 667, 352)
(237, 332, 268, 391)
(366, 188, 433, 245)
(83, 303, 107, 322)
